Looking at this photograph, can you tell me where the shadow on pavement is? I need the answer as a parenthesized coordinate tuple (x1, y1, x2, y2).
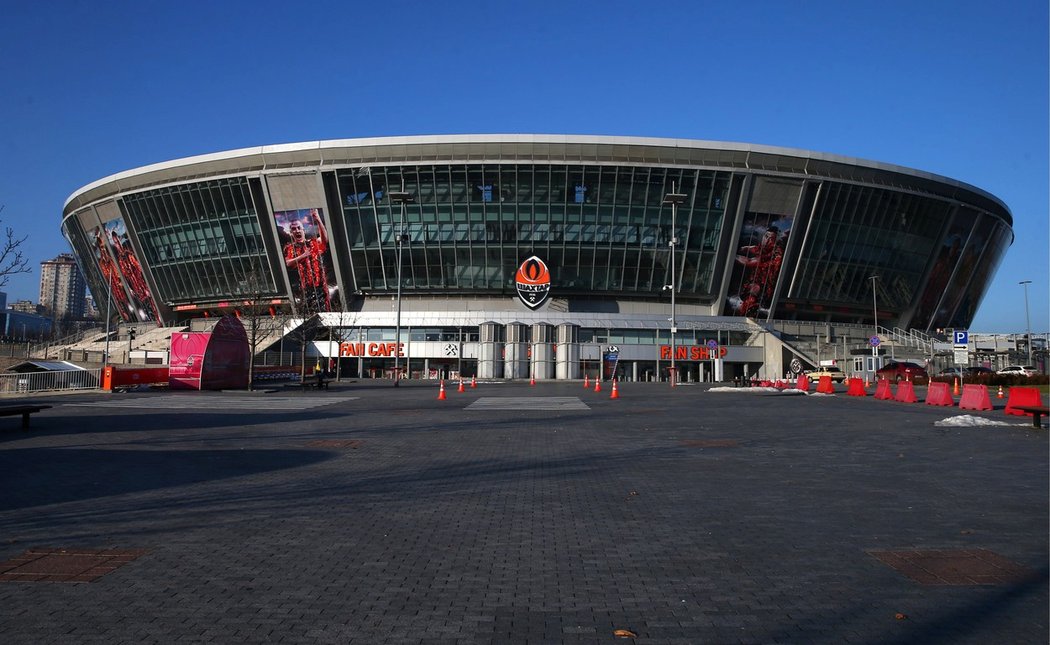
(0, 446, 335, 511)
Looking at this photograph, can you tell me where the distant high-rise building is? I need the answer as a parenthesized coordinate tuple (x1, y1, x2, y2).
(0, 291, 7, 310)
(39, 253, 86, 320)
(10, 300, 40, 314)
(84, 294, 99, 319)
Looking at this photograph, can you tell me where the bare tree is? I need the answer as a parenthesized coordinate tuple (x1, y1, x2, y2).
(284, 314, 323, 383)
(233, 256, 287, 391)
(0, 206, 30, 287)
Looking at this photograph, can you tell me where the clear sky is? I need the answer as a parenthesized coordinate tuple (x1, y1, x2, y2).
(0, 0, 1046, 334)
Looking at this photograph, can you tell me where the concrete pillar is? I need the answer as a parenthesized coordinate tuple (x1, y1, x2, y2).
(555, 323, 579, 380)
(504, 323, 529, 379)
(478, 322, 504, 379)
(531, 323, 555, 380)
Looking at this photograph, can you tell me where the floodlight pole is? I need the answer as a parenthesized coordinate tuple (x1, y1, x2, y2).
(103, 278, 113, 366)
(389, 188, 414, 387)
(663, 185, 687, 387)
(1020, 280, 1032, 366)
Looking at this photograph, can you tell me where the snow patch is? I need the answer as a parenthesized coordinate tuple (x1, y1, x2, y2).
(934, 415, 1030, 427)
(708, 386, 809, 395)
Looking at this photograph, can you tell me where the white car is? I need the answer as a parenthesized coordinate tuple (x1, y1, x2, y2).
(997, 365, 1036, 377)
(805, 366, 846, 383)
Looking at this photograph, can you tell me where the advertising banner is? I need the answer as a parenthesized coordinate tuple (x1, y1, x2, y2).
(169, 315, 249, 390)
(169, 331, 209, 390)
(90, 217, 158, 322)
(275, 208, 340, 314)
(724, 211, 792, 318)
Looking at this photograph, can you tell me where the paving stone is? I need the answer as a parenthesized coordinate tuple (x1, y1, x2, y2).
(0, 382, 1045, 643)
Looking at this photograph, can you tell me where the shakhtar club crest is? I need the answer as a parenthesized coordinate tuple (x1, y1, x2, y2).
(515, 256, 551, 309)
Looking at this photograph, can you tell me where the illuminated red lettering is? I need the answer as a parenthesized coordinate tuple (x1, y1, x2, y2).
(340, 342, 365, 357)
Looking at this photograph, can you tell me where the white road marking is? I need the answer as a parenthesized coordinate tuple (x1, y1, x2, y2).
(465, 397, 590, 411)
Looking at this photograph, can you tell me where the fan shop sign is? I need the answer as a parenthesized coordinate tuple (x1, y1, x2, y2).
(659, 345, 728, 360)
(339, 342, 404, 357)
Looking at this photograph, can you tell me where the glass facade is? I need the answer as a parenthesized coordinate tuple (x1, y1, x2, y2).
(60, 137, 1012, 333)
(119, 177, 279, 304)
(336, 164, 731, 300)
(787, 184, 952, 323)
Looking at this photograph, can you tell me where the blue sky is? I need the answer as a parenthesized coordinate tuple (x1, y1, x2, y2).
(0, 0, 1046, 333)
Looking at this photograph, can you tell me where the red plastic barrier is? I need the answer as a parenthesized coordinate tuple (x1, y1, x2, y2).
(874, 379, 893, 400)
(894, 380, 918, 403)
(103, 366, 170, 390)
(846, 377, 867, 397)
(958, 384, 993, 411)
(924, 381, 955, 407)
(1004, 387, 1044, 416)
(796, 374, 810, 391)
(816, 375, 834, 394)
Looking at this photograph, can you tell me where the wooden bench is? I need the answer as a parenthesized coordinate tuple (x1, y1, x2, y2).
(0, 405, 52, 430)
(1011, 405, 1049, 428)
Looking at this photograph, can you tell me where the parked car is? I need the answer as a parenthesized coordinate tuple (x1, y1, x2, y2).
(997, 365, 1036, 377)
(937, 366, 993, 379)
(806, 365, 846, 383)
(876, 361, 928, 383)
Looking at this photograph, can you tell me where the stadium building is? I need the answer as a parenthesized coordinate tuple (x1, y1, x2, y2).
(61, 135, 1012, 382)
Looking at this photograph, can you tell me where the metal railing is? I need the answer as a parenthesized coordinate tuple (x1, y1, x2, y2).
(0, 368, 102, 395)
(29, 326, 107, 358)
(886, 327, 936, 355)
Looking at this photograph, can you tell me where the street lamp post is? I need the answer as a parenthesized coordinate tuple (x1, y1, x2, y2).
(869, 275, 879, 371)
(389, 188, 414, 387)
(663, 186, 687, 387)
(1020, 280, 1032, 366)
(103, 280, 113, 366)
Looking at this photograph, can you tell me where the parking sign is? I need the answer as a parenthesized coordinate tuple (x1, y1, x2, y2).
(953, 330, 968, 346)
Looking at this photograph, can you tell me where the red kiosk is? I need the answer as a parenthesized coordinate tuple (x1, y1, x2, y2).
(169, 315, 250, 390)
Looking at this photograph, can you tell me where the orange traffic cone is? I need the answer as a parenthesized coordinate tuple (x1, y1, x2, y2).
(594, 378, 601, 393)
(437, 380, 447, 400)
(953, 378, 960, 395)
(610, 379, 619, 399)
(470, 375, 477, 388)
(530, 375, 536, 386)
(583, 374, 589, 388)
(997, 385, 1005, 399)
(457, 379, 465, 393)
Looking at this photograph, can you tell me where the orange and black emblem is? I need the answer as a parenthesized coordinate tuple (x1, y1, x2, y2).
(515, 256, 551, 309)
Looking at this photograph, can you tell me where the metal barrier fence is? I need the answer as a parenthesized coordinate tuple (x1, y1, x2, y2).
(0, 369, 102, 395)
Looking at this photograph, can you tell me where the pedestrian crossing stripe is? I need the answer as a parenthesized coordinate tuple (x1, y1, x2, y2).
(465, 397, 590, 411)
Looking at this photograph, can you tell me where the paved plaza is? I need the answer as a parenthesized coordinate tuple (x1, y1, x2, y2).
(0, 380, 1046, 644)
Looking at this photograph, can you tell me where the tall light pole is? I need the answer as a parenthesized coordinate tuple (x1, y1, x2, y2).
(1019, 280, 1032, 366)
(103, 279, 113, 366)
(869, 275, 879, 368)
(389, 188, 414, 387)
(663, 185, 687, 387)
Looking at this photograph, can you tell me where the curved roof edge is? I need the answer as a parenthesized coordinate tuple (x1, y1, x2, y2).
(63, 134, 1011, 220)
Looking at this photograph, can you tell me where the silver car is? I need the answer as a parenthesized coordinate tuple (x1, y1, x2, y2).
(997, 365, 1036, 377)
